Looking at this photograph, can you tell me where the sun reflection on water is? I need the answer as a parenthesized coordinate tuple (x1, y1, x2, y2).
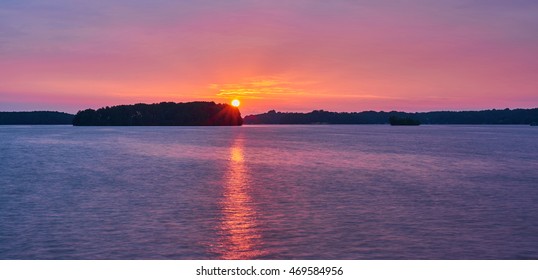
(216, 137, 266, 259)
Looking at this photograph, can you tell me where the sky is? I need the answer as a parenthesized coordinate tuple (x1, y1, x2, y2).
(1, 0, 537, 115)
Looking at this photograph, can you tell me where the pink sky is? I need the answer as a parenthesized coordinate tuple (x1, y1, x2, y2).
(1, 0, 537, 115)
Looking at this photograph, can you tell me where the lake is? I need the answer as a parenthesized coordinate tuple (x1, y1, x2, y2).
(1, 125, 537, 259)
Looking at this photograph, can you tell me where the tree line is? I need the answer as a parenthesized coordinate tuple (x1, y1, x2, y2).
(0, 111, 74, 125)
(244, 108, 538, 125)
(72, 102, 243, 126)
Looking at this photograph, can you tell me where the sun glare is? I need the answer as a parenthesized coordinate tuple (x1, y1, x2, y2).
(231, 99, 240, 107)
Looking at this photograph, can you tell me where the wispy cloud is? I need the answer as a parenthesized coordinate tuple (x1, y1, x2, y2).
(210, 76, 310, 100)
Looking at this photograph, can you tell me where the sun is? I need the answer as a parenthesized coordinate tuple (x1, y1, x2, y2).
(231, 99, 240, 107)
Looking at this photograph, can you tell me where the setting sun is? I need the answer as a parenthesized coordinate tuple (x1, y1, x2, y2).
(231, 99, 240, 107)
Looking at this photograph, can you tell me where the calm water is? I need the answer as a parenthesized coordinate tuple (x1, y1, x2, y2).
(1, 125, 537, 259)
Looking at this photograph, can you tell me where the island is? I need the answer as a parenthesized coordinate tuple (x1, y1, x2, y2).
(0, 111, 74, 125)
(389, 116, 420, 126)
(72, 102, 243, 126)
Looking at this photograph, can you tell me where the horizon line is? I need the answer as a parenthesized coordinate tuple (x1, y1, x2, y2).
(1, 104, 538, 116)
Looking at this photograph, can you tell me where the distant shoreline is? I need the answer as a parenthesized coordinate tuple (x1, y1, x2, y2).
(1, 106, 537, 125)
(244, 108, 538, 125)
(0, 111, 74, 125)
